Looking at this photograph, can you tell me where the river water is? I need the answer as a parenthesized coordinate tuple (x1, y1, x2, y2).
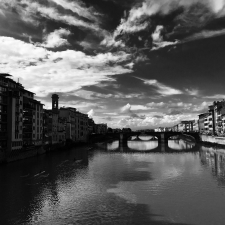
(1, 138, 225, 225)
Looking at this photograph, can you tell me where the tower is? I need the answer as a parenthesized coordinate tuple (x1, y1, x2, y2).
(52, 94, 59, 111)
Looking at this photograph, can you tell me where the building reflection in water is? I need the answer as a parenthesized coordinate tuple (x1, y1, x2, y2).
(168, 139, 195, 150)
(199, 148, 225, 186)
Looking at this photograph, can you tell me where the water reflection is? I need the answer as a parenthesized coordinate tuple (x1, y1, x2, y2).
(199, 148, 225, 186)
(107, 139, 196, 152)
(2, 143, 225, 225)
(128, 140, 158, 151)
(168, 139, 195, 150)
(107, 140, 119, 150)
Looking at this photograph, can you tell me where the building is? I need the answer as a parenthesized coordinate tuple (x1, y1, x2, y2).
(59, 105, 89, 142)
(201, 101, 225, 135)
(112, 128, 122, 133)
(0, 73, 44, 155)
(212, 100, 225, 134)
(198, 113, 209, 133)
(95, 123, 107, 134)
(44, 94, 90, 144)
(43, 109, 52, 144)
(88, 118, 95, 134)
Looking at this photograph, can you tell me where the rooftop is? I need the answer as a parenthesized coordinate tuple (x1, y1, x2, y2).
(0, 73, 12, 77)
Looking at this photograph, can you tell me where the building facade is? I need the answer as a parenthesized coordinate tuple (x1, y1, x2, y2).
(95, 123, 107, 134)
(0, 73, 43, 155)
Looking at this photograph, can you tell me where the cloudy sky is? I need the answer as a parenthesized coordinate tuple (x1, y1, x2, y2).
(1, 0, 225, 129)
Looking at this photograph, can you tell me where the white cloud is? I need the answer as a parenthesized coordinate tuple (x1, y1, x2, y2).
(131, 105, 148, 110)
(51, 0, 101, 23)
(134, 77, 183, 96)
(40, 28, 71, 48)
(152, 25, 179, 50)
(205, 94, 225, 99)
(100, 35, 126, 48)
(152, 25, 164, 43)
(0, 0, 104, 34)
(117, 113, 198, 129)
(0, 36, 132, 97)
(192, 101, 210, 112)
(109, 0, 225, 49)
(184, 28, 225, 42)
(185, 88, 199, 96)
(120, 103, 132, 114)
(146, 102, 165, 108)
(88, 109, 95, 118)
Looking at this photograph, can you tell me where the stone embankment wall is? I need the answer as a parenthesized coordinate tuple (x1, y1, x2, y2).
(7, 146, 46, 163)
(200, 135, 225, 146)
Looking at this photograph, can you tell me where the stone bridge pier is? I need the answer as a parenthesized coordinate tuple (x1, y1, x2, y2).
(119, 133, 169, 151)
(119, 133, 128, 148)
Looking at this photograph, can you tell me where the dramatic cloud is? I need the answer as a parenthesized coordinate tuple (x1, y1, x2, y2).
(117, 113, 197, 129)
(88, 109, 95, 118)
(0, 0, 104, 33)
(40, 28, 71, 48)
(51, 0, 101, 23)
(134, 77, 183, 96)
(152, 25, 178, 50)
(185, 88, 199, 96)
(0, 37, 132, 97)
(2, 0, 225, 129)
(184, 29, 225, 42)
(205, 94, 225, 99)
(120, 103, 132, 114)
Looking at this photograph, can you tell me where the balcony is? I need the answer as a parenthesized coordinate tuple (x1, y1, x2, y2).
(23, 103, 35, 110)
(0, 80, 8, 86)
(0, 109, 7, 114)
(23, 112, 33, 118)
(23, 120, 32, 125)
(0, 99, 7, 105)
(0, 119, 7, 123)
(23, 129, 32, 134)
(0, 133, 7, 140)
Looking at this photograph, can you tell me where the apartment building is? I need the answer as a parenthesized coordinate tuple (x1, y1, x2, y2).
(204, 112, 213, 133)
(198, 101, 225, 134)
(59, 107, 89, 142)
(44, 95, 89, 143)
(43, 95, 66, 145)
(95, 123, 107, 134)
(0, 73, 43, 154)
(88, 118, 95, 134)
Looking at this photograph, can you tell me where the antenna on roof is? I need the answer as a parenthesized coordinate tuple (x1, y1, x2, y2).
(18, 78, 19, 83)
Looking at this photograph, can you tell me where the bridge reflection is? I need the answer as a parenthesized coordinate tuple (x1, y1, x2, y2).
(106, 140, 198, 153)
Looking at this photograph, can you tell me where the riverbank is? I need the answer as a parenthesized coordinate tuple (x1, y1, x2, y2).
(199, 135, 225, 150)
(0, 141, 95, 165)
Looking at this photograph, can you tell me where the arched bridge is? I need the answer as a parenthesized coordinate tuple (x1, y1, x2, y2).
(90, 131, 200, 148)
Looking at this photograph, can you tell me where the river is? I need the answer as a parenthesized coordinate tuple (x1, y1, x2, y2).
(1, 138, 225, 225)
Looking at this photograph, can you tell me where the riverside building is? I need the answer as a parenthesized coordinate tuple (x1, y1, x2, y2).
(198, 100, 225, 135)
(43, 94, 89, 144)
(0, 73, 43, 157)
